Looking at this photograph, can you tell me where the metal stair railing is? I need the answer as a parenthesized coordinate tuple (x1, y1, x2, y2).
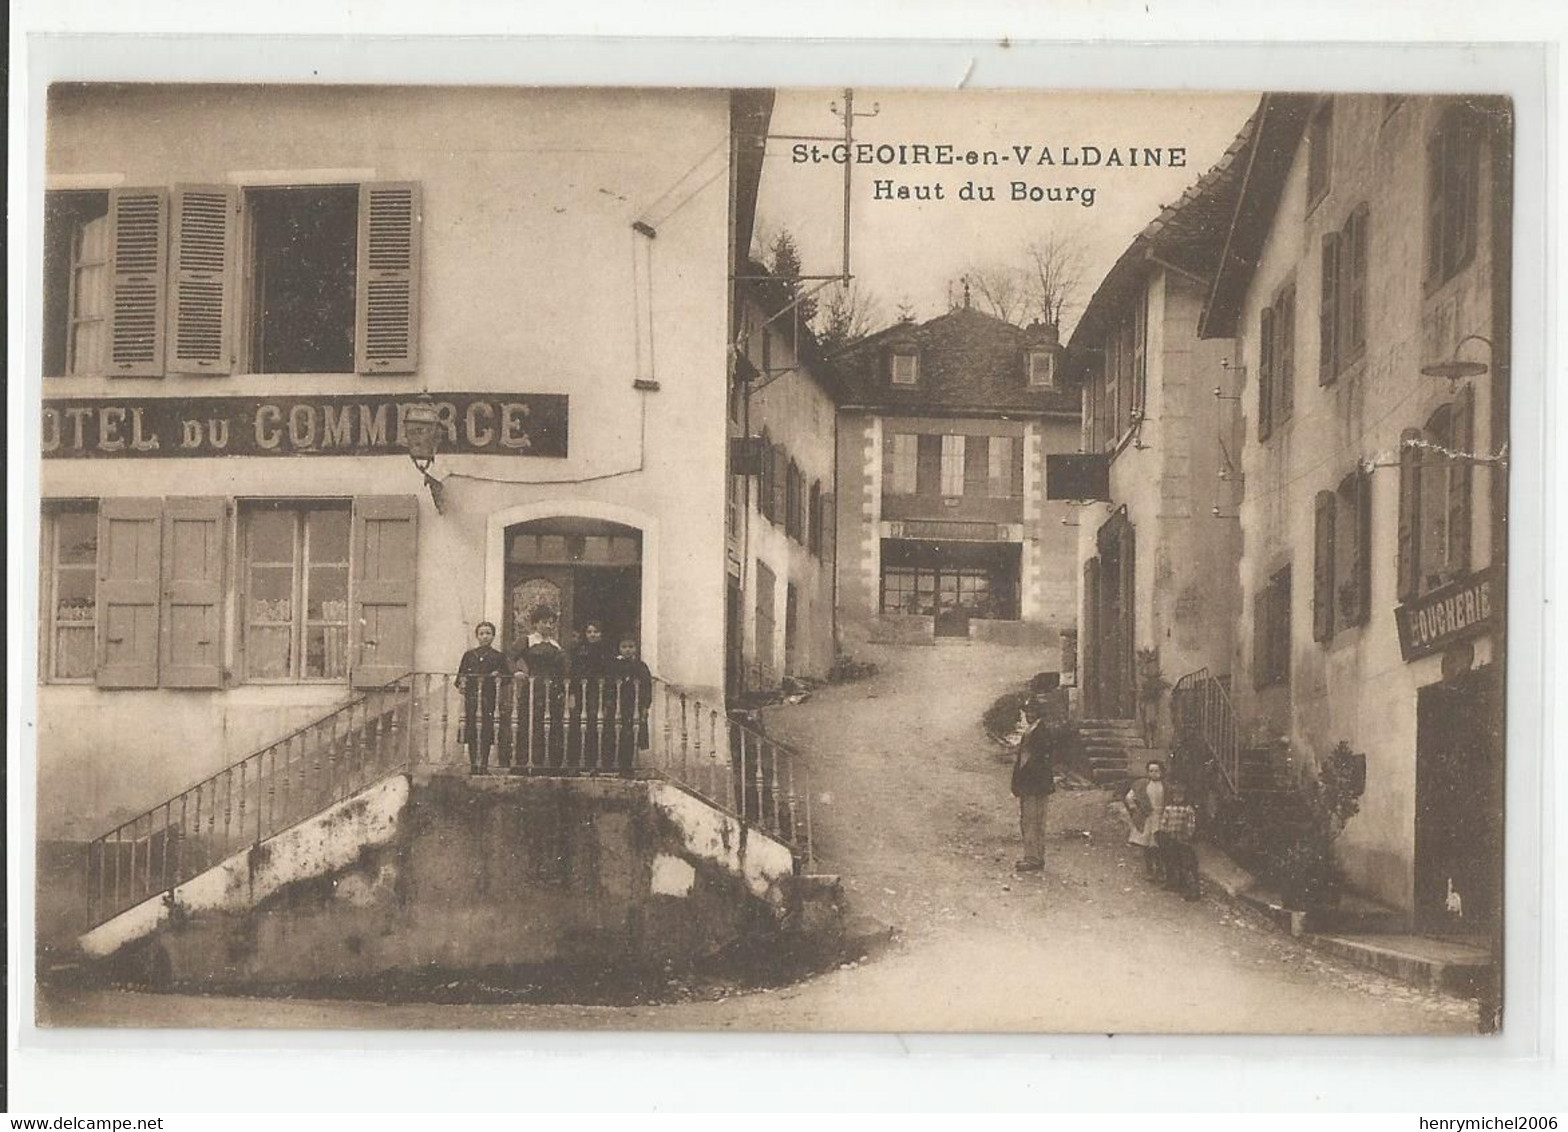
(84, 678, 420, 929)
(1171, 666, 1240, 795)
(83, 670, 817, 929)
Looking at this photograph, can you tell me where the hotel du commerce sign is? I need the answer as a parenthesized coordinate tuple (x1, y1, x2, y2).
(41, 393, 569, 460)
(1393, 565, 1504, 663)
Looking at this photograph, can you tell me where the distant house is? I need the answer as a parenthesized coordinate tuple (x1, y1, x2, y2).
(830, 305, 1081, 650)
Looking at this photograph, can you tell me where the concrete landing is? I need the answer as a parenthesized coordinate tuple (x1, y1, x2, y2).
(1309, 933, 1494, 995)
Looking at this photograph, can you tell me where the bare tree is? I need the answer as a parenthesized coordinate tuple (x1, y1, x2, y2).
(953, 226, 1087, 330)
(815, 280, 882, 356)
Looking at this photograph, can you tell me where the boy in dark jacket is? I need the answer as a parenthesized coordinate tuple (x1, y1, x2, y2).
(608, 634, 654, 773)
(1011, 701, 1058, 872)
(457, 621, 511, 774)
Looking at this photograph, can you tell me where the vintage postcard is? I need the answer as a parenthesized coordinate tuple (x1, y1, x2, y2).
(26, 77, 1515, 1037)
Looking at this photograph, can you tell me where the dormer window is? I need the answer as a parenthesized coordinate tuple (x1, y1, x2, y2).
(1028, 348, 1057, 389)
(891, 350, 920, 386)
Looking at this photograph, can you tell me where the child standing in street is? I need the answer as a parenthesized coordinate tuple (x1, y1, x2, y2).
(1157, 782, 1201, 900)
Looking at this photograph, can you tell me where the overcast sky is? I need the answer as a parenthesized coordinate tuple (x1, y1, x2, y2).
(754, 88, 1261, 333)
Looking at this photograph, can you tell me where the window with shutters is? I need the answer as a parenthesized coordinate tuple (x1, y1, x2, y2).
(1426, 106, 1481, 289)
(886, 433, 918, 495)
(1399, 389, 1475, 600)
(988, 435, 1022, 498)
(940, 435, 966, 496)
(1319, 204, 1369, 383)
(42, 192, 111, 377)
(241, 502, 352, 682)
(1335, 469, 1372, 630)
(41, 504, 99, 681)
(1254, 566, 1292, 689)
(1258, 282, 1298, 441)
(1307, 100, 1333, 209)
(1094, 299, 1147, 453)
(240, 181, 420, 376)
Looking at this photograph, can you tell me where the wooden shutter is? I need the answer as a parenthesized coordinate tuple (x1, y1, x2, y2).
(1425, 132, 1446, 284)
(1346, 470, 1372, 628)
(964, 435, 989, 496)
(1312, 490, 1336, 643)
(1251, 585, 1270, 690)
(1131, 297, 1148, 420)
(1397, 428, 1423, 601)
(1012, 438, 1025, 498)
(1275, 570, 1292, 685)
(916, 435, 942, 496)
(168, 185, 237, 375)
(350, 495, 418, 688)
(1345, 206, 1369, 363)
(1448, 384, 1474, 573)
(161, 497, 226, 688)
(1277, 287, 1296, 420)
(96, 498, 162, 687)
(771, 444, 788, 526)
(822, 493, 836, 562)
(759, 430, 775, 521)
(1258, 305, 1275, 441)
(1319, 230, 1339, 384)
(107, 188, 169, 377)
(881, 430, 896, 495)
(355, 182, 421, 375)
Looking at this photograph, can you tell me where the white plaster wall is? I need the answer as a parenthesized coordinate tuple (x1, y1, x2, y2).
(37, 86, 734, 837)
(1230, 95, 1504, 911)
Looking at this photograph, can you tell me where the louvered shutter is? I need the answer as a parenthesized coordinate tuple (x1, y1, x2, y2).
(1313, 490, 1336, 643)
(168, 185, 237, 375)
(1012, 438, 1025, 498)
(916, 435, 941, 496)
(1258, 305, 1275, 441)
(758, 430, 774, 521)
(161, 497, 227, 688)
(881, 430, 896, 495)
(1448, 383, 1474, 574)
(96, 498, 162, 687)
(1345, 207, 1369, 363)
(964, 435, 989, 496)
(1277, 287, 1296, 420)
(771, 445, 788, 526)
(350, 495, 418, 688)
(821, 493, 836, 563)
(1425, 134, 1446, 284)
(355, 182, 421, 375)
(1347, 470, 1372, 627)
(1397, 428, 1423, 601)
(1319, 231, 1339, 384)
(107, 189, 169, 377)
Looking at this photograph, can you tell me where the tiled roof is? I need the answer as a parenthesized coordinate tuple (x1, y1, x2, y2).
(828, 306, 1079, 416)
(1069, 99, 1266, 359)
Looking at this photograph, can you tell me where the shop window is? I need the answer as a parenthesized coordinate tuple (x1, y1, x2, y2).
(1319, 204, 1368, 384)
(1253, 566, 1292, 689)
(1398, 387, 1475, 600)
(940, 435, 966, 496)
(881, 566, 922, 615)
(890, 350, 919, 386)
(1258, 280, 1296, 440)
(42, 192, 111, 377)
(1426, 106, 1481, 288)
(1307, 99, 1333, 208)
(243, 503, 352, 681)
(41, 504, 99, 680)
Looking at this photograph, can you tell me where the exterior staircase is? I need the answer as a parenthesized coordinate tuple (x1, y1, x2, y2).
(1074, 717, 1153, 785)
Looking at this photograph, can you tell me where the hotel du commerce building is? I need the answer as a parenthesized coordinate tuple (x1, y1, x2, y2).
(31, 83, 776, 890)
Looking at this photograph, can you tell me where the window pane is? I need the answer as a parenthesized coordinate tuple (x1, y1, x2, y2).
(307, 508, 350, 563)
(308, 564, 349, 619)
(54, 626, 96, 680)
(249, 566, 294, 620)
(250, 186, 357, 374)
(55, 564, 97, 611)
(248, 626, 293, 679)
(55, 511, 98, 564)
(249, 510, 295, 562)
(940, 435, 966, 495)
(305, 625, 349, 680)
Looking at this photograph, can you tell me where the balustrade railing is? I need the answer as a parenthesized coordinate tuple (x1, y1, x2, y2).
(1171, 666, 1240, 794)
(85, 671, 814, 929)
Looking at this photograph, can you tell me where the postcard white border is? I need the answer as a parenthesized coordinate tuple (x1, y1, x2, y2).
(7, 10, 1562, 1115)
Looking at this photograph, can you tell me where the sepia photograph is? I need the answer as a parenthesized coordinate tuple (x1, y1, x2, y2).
(25, 75, 1517, 1040)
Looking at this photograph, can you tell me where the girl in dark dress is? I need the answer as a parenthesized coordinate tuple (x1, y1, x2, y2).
(457, 621, 511, 773)
(570, 621, 615, 769)
(608, 634, 653, 773)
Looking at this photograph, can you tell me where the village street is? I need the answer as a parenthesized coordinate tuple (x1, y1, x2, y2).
(41, 642, 1478, 1035)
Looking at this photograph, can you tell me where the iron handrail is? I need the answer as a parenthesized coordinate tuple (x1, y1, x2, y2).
(1171, 666, 1240, 794)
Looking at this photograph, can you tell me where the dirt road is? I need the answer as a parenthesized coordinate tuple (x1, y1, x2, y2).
(41, 641, 1479, 1034)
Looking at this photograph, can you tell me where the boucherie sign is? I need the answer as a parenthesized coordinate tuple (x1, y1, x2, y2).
(1394, 565, 1503, 662)
(42, 394, 568, 459)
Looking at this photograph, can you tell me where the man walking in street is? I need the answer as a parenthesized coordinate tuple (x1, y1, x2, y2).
(1011, 699, 1058, 872)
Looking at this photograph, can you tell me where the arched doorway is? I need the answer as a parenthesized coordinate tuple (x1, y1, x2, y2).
(503, 517, 643, 657)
